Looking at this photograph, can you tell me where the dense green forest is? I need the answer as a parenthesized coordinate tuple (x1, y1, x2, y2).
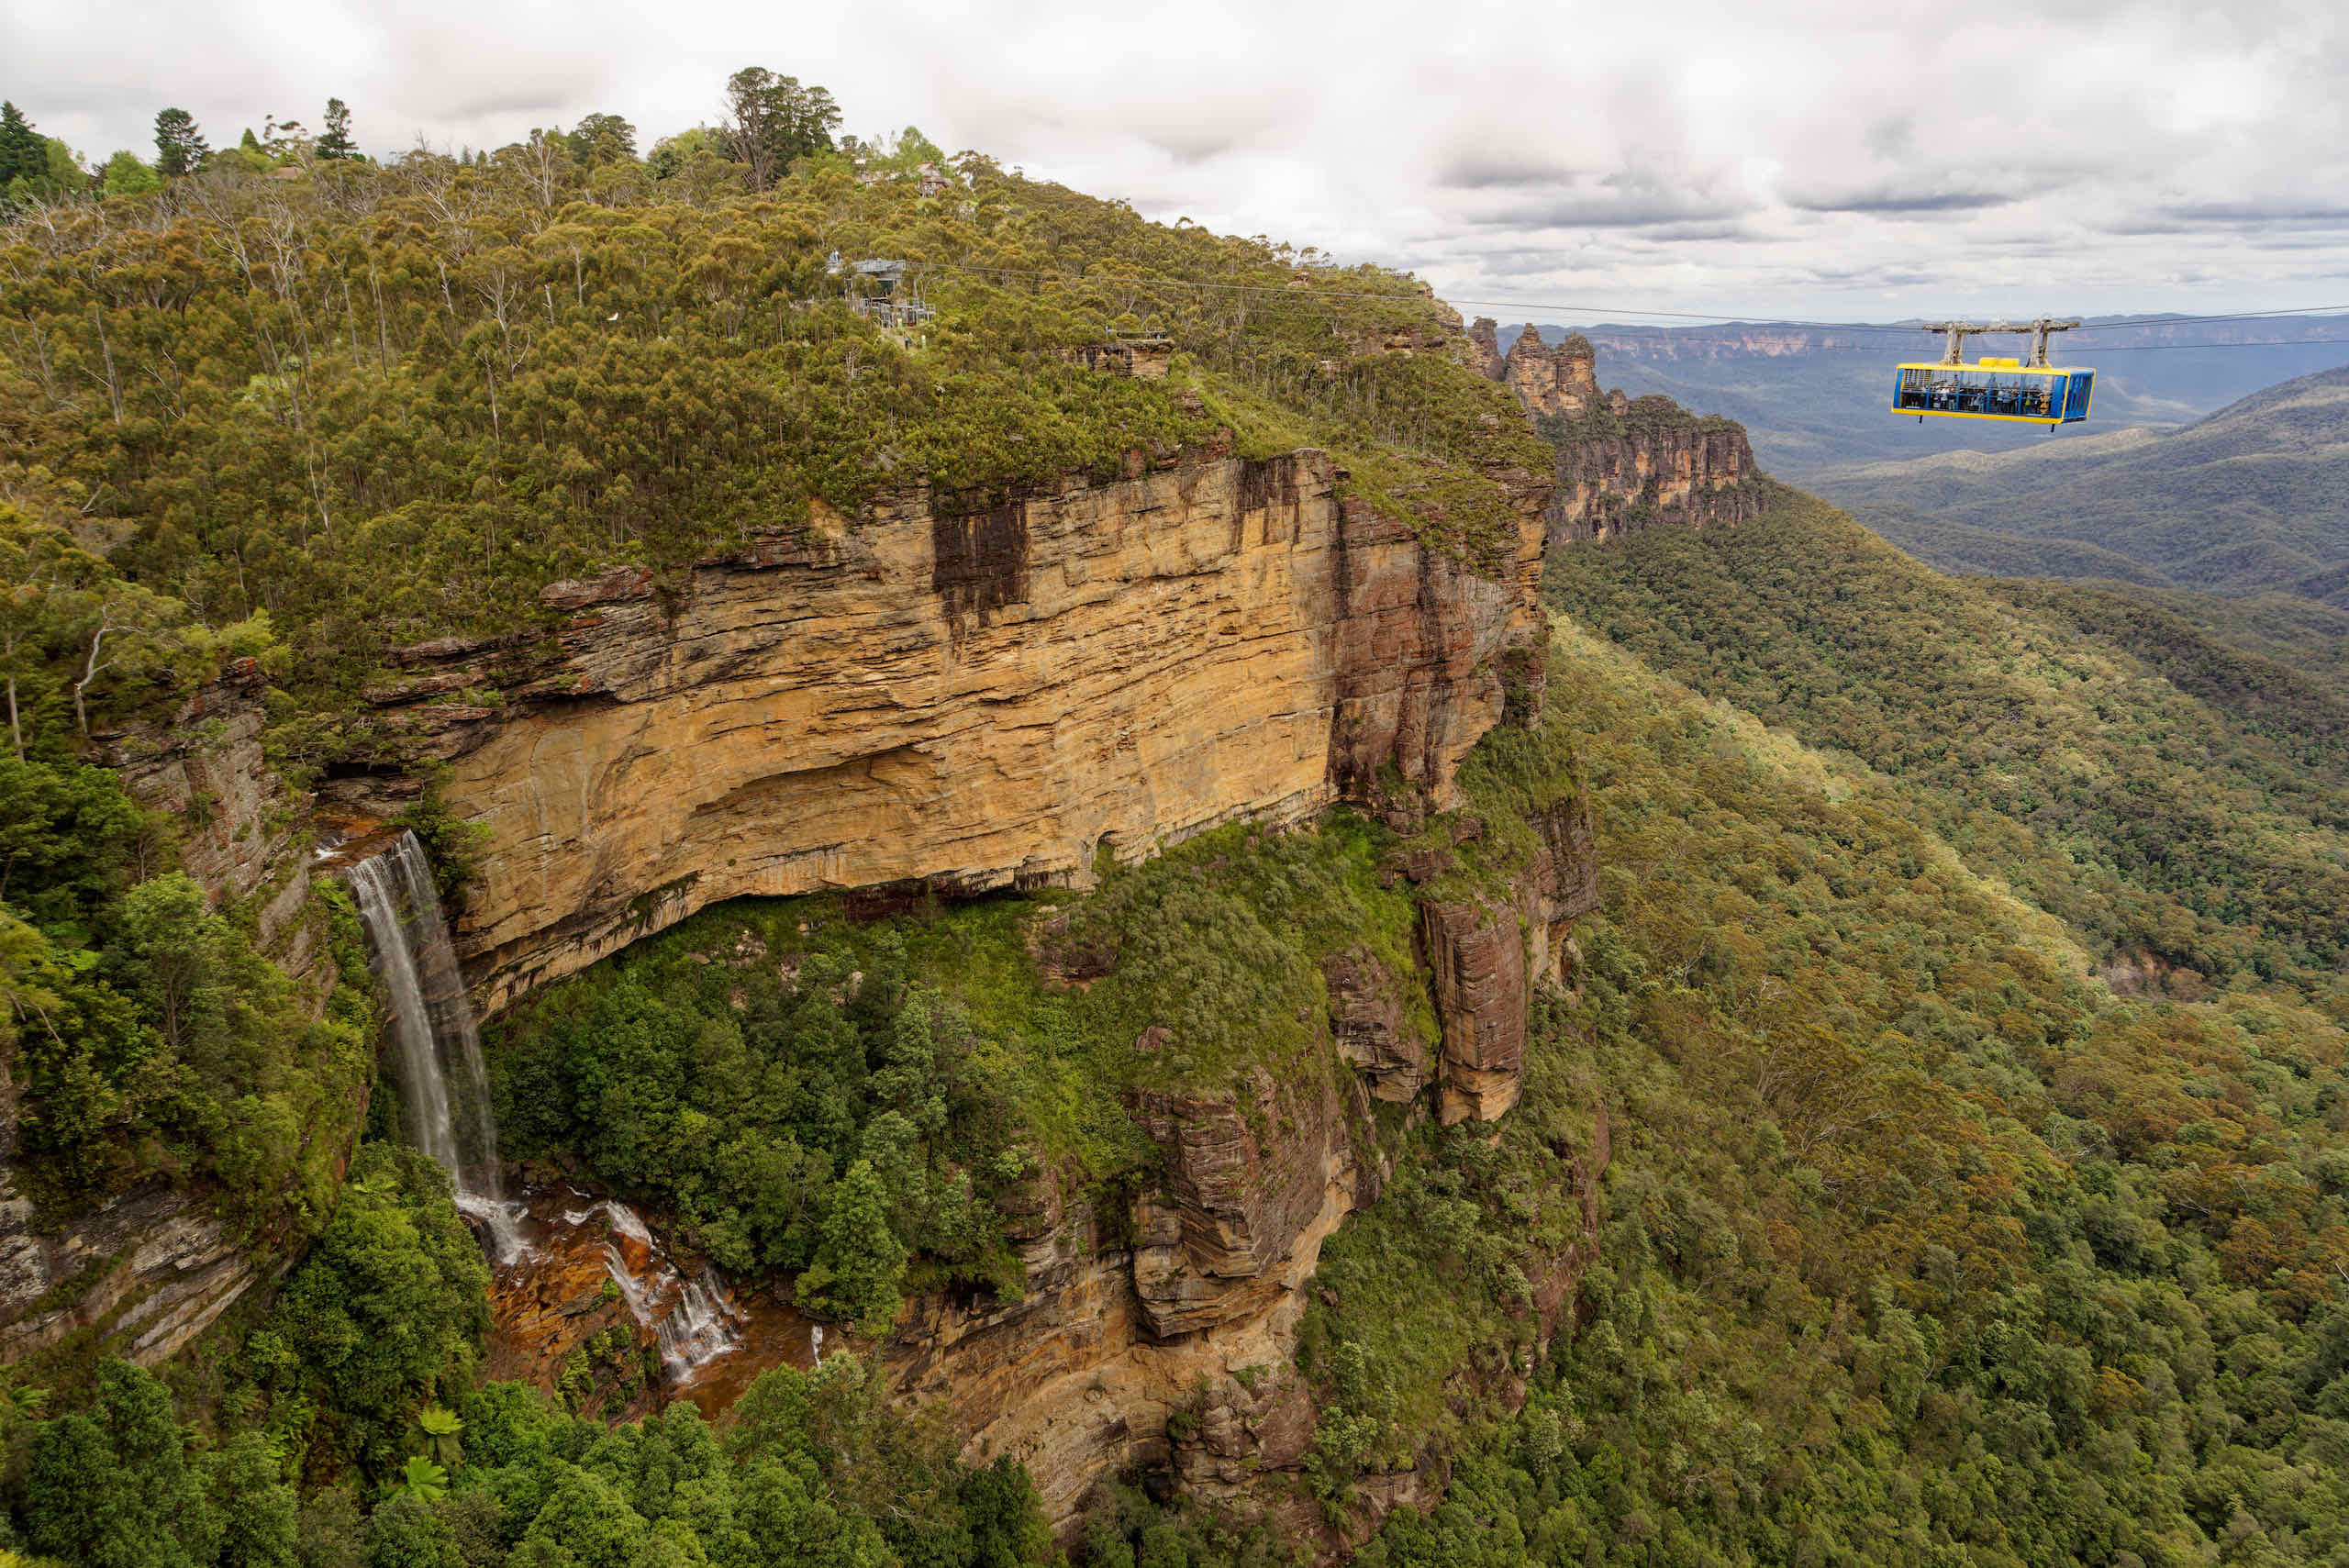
(1353, 618, 2349, 1566)
(483, 811, 1431, 1333)
(1549, 490, 2349, 1000)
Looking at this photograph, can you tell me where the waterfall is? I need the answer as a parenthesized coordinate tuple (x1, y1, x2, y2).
(346, 831, 522, 1262)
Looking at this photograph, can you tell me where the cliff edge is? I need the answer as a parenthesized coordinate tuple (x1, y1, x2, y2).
(349, 443, 1551, 1014)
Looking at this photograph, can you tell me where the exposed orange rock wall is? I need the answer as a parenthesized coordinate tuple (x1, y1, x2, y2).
(1504, 324, 1600, 418)
(887, 1091, 1364, 1538)
(357, 448, 1550, 1015)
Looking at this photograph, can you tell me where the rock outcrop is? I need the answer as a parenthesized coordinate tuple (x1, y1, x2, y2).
(1127, 1068, 1357, 1339)
(1467, 319, 1507, 384)
(353, 447, 1550, 1013)
(1419, 794, 1599, 1124)
(1471, 318, 1768, 546)
(1421, 897, 1532, 1124)
(0, 1184, 292, 1366)
(1324, 951, 1426, 1102)
(106, 662, 327, 989)
(1505, 325, 1599, 418)
(889, 1065, 1365, 1537)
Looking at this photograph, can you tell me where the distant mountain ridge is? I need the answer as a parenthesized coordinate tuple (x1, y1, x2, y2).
(1811, 362, 2349, 603)
(1498, 315, 2349, 475)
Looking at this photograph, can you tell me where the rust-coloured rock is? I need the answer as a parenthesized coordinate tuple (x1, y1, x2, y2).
(1545, 412, 1765, 544)
(885, 1064, 1364, 1542)
(1522, 792, 1601, 985)
(1127, 1069, 1353, 1339)
(1505, 325, 1599, 417)
(1421, 898, 1531, 1124)
(1483, 331, 1765, 545)
(1467, 317, 1507, 384)
(1323, 949, 1427, 1101)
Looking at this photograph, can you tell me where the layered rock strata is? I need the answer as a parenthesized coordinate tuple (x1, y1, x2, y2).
(1324, 950, 1425, 1101)
(1127, 1068, 1357, 1339)
(887, 1071, 1364, 1536)
(1545, 409, 1765, 544)
(358, 447, 1549, 1014)
(1421, 795, 1600, 1123)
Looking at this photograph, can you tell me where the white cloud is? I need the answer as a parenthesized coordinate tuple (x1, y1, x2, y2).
(5, 0, 2346, 318)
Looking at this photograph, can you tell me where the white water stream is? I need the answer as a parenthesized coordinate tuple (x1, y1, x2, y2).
(345, 831, 524, 1262)
(559, 1197, 746, 1381)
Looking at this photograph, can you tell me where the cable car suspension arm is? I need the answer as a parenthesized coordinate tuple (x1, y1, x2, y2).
(1921, 317, 2083, 366)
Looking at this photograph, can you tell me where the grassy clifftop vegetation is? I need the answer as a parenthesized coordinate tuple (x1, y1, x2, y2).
(0, 119, 1541, 734)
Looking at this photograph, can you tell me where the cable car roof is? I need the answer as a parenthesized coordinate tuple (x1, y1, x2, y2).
(1895, 358, 2087, 373)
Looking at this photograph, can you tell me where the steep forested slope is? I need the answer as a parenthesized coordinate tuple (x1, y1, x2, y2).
(1549, 489, 2349, 997)
(1354, 617, 2349, 1568)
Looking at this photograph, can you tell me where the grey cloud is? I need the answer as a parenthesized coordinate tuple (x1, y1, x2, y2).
(6, 0, 2347, 318)
(1788, 186, 2020, 215)
(1435, 150, 1585, 191)
(2159, 201, 2349, 226)
(1614, 221, 1778, 243)
(1470, 176, 1748, 229)
(1141, 127, 1250, 165)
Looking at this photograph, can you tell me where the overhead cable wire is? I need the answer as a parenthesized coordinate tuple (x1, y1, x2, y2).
(2057, 338, 2349, 352)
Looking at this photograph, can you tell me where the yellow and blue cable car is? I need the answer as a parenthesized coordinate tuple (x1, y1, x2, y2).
(1890, 318, 2093, 429)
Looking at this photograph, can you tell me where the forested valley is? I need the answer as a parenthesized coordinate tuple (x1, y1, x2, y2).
(6, 60, 2349, 1568)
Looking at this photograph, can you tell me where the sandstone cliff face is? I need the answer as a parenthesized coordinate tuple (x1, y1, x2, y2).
(109, 662, 327, 986)
(356, 447, 1549, 1015)
(1324, 950, 1425, 1102)
(0, 669, 333, 1366)
(1470, 318, 1767, 547)
(1467, 318, 1507, 384)
(887, 1069, 1364, 1537)
(1545, 410, 1765, 545)
(1127, 1068, 1358, 1340)
(1504, 324, 1599, 418)
(1419, 794, 1600, 1124)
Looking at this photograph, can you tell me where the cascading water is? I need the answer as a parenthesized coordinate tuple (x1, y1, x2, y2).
(560, 1198, 745, 1381)
(345, 831, 523, 1262)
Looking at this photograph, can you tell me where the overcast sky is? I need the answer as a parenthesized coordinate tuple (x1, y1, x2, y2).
(8, 0, 2347, 324)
